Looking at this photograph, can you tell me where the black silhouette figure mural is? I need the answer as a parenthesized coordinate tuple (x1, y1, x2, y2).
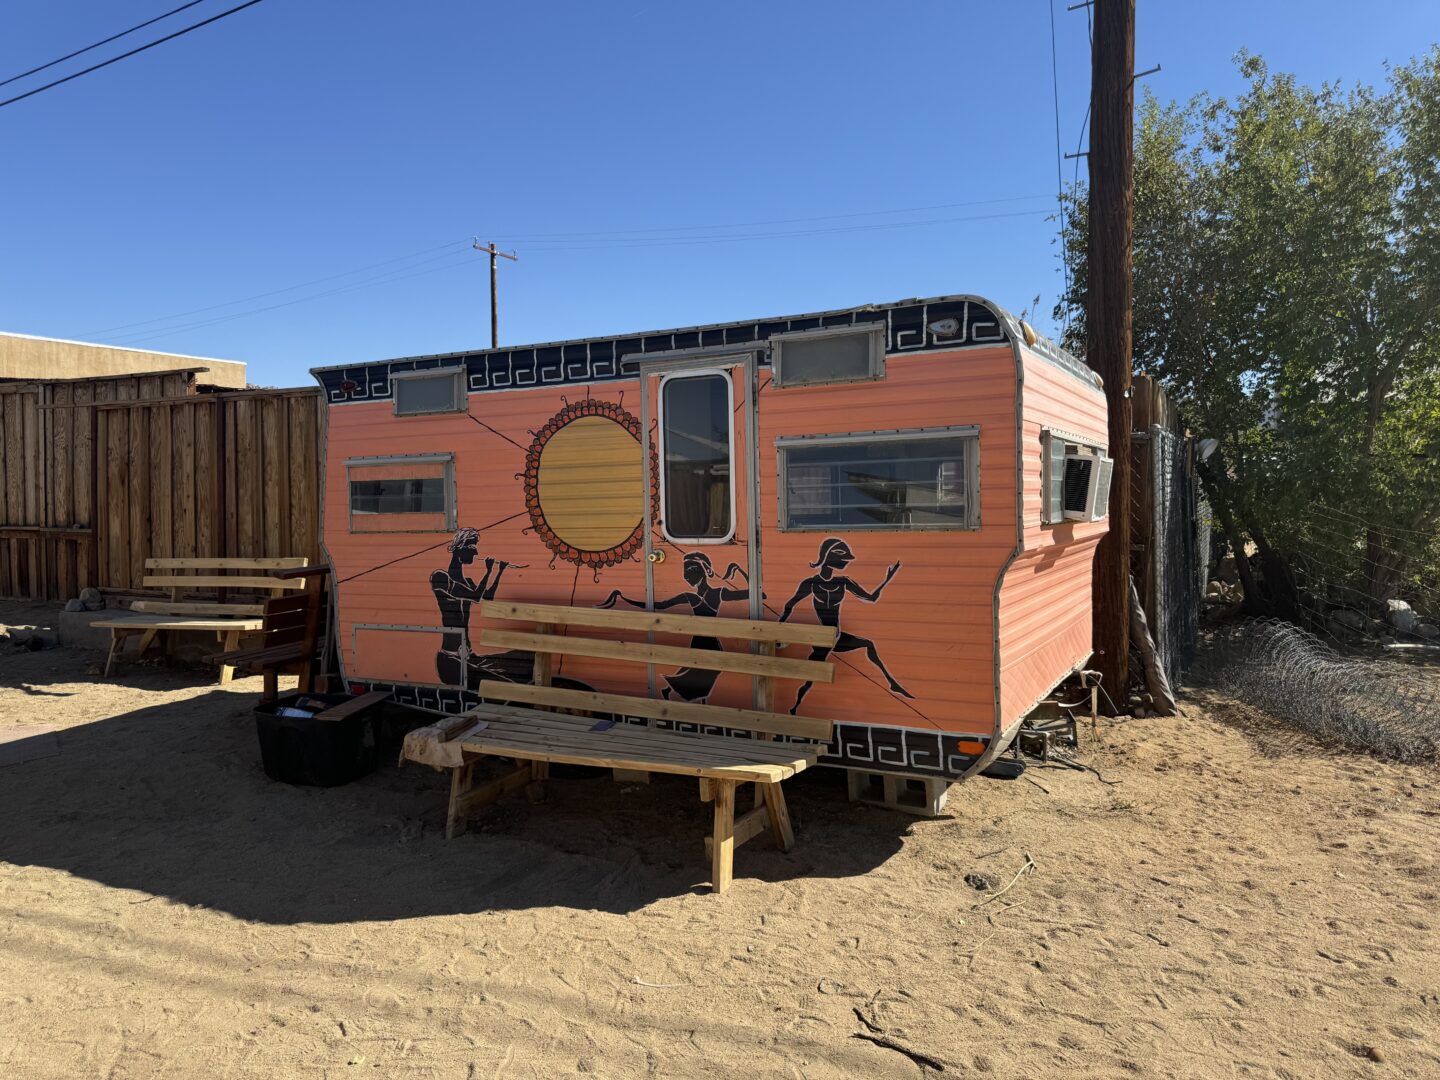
(599, 551, 753, 703)
(432, 527, 511, 688)
(778, 537, 913, 714)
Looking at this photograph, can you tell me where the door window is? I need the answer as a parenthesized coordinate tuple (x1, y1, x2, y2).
(659, 372, 734, 542)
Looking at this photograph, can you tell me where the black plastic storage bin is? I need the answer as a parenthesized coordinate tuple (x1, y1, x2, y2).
(254, 691, 381, 787)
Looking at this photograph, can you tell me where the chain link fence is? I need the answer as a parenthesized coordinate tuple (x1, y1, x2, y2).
(1133, 425, 1208, 692)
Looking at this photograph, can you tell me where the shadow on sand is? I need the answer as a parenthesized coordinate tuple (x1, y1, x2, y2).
(0, 691, 912, 922)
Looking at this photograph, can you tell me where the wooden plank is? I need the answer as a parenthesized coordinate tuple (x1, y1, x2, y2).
(1, 394, 20, 594)
(223, 399, 238, 565)
(92, 615, 264, 631)
(712, 780, 737, 893)
(471, 705, 819, 766)
(72, 380, 93, 522)
(532, 623, 554, 687)
(454, 731, 794, 782)
(128, 404, 149, 590)
(213, 642, 304, 666)
(3, 393, 19, 525)
(172, 402, 196, 560)
(455, 710, 812, 771)
(0, 526, 93, 540)
(482, 600, 839, 648)
(457, 707, 814, 774)
(150, 402, 173, 562)
(755, 641, 776, 713)
(140, 574, 307, 590)
(212, 398, 226, 559)
(50, 386, 71, 520)
(476, 680, 833, 742)
(288, 396, 316, 561)
(130, 600, 266, 616)
(145, 557, 310, 569)
(73, 381, 95, 591)
(263, 593, 312, 614)
(704, 803, 769, 858)
(106, 405, 130, 589)
(52, 383, 74, 597)
(235, 396, 259, 558)
(479, 628, 835, 684)
(261, 395, 284, 557)
(194, 401, 216, 560)
(762, 783, 795, 851)
(314, 690, 390, 722)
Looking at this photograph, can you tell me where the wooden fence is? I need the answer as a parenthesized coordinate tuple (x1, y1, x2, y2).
(0, 373, 322, 601)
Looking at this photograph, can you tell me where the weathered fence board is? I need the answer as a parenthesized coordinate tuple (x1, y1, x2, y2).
(0, 375, 322, 601)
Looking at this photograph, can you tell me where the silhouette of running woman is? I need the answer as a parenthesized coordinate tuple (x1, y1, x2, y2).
(432, 528, 510, 688)
(778, 537, 912, 714)
(599, 552, 752, 703)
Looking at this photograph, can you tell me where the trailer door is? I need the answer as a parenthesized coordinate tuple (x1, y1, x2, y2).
(639, 352, 762, 704)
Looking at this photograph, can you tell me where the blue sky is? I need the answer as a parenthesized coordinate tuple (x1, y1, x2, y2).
(1, 1, 1434, 386)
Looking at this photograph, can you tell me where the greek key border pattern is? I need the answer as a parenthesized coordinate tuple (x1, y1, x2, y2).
(318, 298, 1009, 404)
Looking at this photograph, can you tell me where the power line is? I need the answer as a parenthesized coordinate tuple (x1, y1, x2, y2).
(109, 208, 1042, 345)
(481, 193, 1052, 242)
(0, 0, 267, 111)
(78, 199, 1053, 348)
(80, 239, 471, 337)
(107, 251, 480, 347)
(501, 208, 1052, 252)
(0, 0, 210, 90)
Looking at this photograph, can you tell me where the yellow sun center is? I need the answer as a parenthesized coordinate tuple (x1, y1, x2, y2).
(536, 415, 644, 552)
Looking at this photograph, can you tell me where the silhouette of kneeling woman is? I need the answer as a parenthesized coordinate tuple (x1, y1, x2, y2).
(599, 551, 752, 703)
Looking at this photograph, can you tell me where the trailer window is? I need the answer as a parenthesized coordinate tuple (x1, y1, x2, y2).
(391, 369, 465, 415)
(659, 371, 734, 542)
(777, 428, 979, 530)
(771, 323, 885, 388)
(345, 453, 456, 533)
(350, 478, 446, 515)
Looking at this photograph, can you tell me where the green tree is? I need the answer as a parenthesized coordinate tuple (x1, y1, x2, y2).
(1056, 50, 1440, 625)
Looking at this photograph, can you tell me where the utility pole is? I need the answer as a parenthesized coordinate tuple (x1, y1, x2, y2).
(473, 240, 518, 349)
(1086, 0, 1135, 710)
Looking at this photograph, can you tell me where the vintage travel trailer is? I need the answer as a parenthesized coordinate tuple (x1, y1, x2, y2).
(313, 294, 1111, 786)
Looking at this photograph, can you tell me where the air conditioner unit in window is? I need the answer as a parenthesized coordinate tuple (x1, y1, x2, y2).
(1062, 449, 1114, 522)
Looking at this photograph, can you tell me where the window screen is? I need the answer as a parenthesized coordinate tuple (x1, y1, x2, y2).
(661, 373, 733, 540)
(350, 478, 447, 515)
(772, 324, 884, 387)
(780, 432, 977, 530)
(346, 453, 455, 533)
(393, 371, 463, 415)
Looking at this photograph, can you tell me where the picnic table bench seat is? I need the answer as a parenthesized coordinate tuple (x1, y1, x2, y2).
(401, 599, 840, 894)
(94, 557, 309, 683)
(210, 565, 331, 699)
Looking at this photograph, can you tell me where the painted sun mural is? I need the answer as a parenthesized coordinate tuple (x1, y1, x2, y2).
(522, 398, 658, 568)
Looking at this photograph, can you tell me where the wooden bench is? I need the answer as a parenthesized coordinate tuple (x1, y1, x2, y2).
(401, 600, 840, 894)
(94, 557, 309, 683)
(211, 565, 331, 700)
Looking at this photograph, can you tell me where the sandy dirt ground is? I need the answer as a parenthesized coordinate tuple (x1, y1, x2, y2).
(1, 600, 1438, 1079)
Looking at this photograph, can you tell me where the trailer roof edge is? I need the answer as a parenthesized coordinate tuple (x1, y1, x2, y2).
(309, 292, 1095, 390)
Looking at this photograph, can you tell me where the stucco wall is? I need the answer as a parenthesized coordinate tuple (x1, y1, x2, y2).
(0, 333, 245, 388)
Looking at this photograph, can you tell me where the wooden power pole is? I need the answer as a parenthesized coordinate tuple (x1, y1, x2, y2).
(473, 240, 518, 349)
(1086, 0, 1135, 709)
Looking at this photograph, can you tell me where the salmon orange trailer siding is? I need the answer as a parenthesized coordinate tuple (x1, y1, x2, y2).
(313, 294, 1109, 783)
